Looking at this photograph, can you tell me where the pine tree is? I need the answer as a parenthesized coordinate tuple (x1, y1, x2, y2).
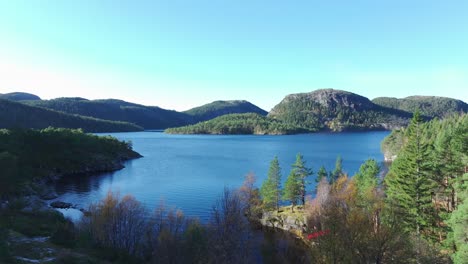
(448, 173, 468, 264)
(329, 155, 343, 184)
(291, 153, 313, 205)
(283, 170, 300, 212)
(316, 165, 328, 184)
(385, 111, 436, 237)
(283, 153, 312, 211)
(260, 156, 282, 212)
(354, 159, 380, 196)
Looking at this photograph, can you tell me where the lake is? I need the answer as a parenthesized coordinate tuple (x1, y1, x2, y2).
(55, 131, 389, 222)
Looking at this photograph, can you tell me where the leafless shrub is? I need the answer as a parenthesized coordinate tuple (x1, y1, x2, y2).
(80, 191, 147, 257)
(209, 187, 254, 263)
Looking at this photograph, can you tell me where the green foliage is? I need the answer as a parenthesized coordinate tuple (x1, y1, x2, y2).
(448, 173, 468, 263)
(25, 97, 189, 129)
(316, 165, 328, 184)
(183, 219, 209, 263)
(260, 157, 282, 211)
(306, 174, 436, 263)
(385, 111, 437, 235)
(0, 127, 140, 195)
(165, 113, 309, 135)
(383, 112, 467, 261)
(381, 127, 405, 160)
(281, 154, 313, 211)
(283, 173, 300, 212)
(268, 89, 413, 132)
(354, 159, 380, 196)
(328, 155, 343, 184)
(1, 207, 67, 237)
(0, 98, 142, 132)
(373, 95, 468, 118)
(291, 153, 313, 205)
(184, 100, 267, 122)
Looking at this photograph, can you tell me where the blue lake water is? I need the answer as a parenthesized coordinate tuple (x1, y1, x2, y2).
(55, 131, 389, 222)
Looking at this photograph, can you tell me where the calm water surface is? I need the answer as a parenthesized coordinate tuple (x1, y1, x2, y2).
(56, 131, 389, 221)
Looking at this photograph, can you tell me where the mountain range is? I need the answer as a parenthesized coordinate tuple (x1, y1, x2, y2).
(0, 90, 466, 133)
(0, 98, 142, 132)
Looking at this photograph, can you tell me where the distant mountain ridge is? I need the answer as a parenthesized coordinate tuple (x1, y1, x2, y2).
(2, 89, 466, 134)
(372, 96, 468, 118)
(268, 89, 413, 132)
(20, 97, 268, 130)
(25, 97, 189, 129)
(0, 92, 41, 101)
(184, 100, 268, 122)
(0, 98, 142, 132)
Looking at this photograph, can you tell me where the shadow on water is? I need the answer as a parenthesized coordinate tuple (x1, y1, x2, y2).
(54, 170, 117, 195)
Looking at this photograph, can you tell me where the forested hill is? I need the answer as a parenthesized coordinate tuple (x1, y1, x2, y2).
(382, 113, 467, 262)
(372, 96, 468, 118)
(165, 113, 308, 135)
(184, 100, 268, 122)
(22, 98, 268, 129)
(0, 92, 41, 101)
(268, 89, 413, 131)
(5, 89, 467, 133)
(0, 127, 141, 195)
(24, 97, 189, 129)
(0, 99, 143, 132)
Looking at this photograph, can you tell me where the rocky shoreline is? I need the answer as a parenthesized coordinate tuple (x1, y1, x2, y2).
(5, 152, 142, 220)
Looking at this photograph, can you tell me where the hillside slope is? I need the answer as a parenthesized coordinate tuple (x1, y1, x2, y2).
(184, 100, 268, 122)
(372, 96, 467, 118)
(165, 113, 308, 135)
(0, 92, 41, 101)
(25, 98, 189, 129)
(0, 99, 142, 132)
(268, 89, 413, 131)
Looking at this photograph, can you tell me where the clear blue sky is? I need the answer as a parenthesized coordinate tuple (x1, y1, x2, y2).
(0, 0, 467, 111)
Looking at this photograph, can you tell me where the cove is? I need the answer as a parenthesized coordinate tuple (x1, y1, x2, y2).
(55, 131, 389, 221)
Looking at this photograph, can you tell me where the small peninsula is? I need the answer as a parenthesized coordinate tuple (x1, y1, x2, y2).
(165, 113, 309, 135)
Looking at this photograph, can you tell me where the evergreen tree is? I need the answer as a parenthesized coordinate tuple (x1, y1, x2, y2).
(316, 165, 327, 183)
(354, 159, 380, 196)
(291, 153, 313, 205)
(283, 153, 312, 211)
(283, 170, 300, 212)
(448, 173, 468, 264)
(260, 157, 282, 212)
(329, 155, 343, 184)
(385, 111, 436, 237)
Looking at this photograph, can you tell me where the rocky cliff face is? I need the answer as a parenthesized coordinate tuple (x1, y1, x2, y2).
(260, 211, 307, 233)
(269, 89, 412, 132)
(274, 89, 375, 112)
